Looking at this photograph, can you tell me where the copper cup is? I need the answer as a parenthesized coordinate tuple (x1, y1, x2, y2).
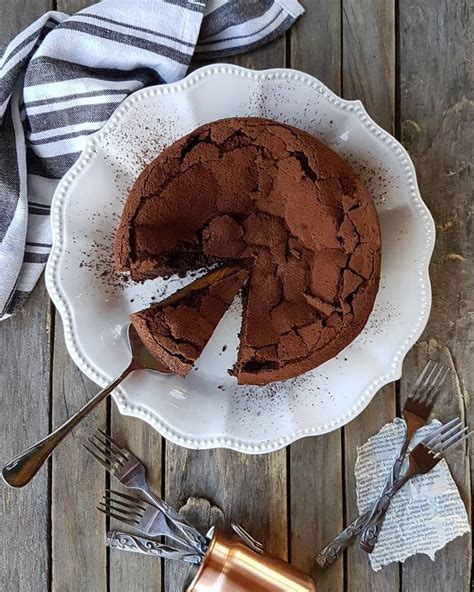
(185, 529, 316, 592)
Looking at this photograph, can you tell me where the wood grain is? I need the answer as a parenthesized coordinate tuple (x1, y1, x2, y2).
(36, 4, 108, 592)
(109, 411, 164, 592)
(341, 1, 399, 590)
(1, 2, 472, 592)
(342, 0, 395, 130)
(289, 3, 345, 592)
(0, 4, 54, 592)
(343, 389, 399, 591)
(0, 0, 52, 43)
(51, 314, 107, 592)
(0, 283, 52, 592)
(164, 37, 288, 592)
(164, 446, 288, 592)
(400, 343, 472, 591)
(1, 5, 53, 592)
(48, 4, 162, 591)
(56, 0, 96, 11)
(399, 1, 473, 590)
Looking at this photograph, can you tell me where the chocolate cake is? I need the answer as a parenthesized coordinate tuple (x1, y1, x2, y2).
(130, 266, 249, 376)
(117, 117, 381, 385)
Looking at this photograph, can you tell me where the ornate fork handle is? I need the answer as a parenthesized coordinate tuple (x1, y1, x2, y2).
(359, 470, 411, 553)
(316, 511, 370, 568)
(106, 530, 202, 564)
(316, 431, 410, 568)
(140, 488, 208, 555)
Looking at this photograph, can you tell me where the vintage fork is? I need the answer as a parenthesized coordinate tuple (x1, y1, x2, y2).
(98, 488, 205, 562)
(84, 429, 207, 554)
(359, 418, 472, 552)
(106, 530, 202, 564)
(316, 361, 450, 568)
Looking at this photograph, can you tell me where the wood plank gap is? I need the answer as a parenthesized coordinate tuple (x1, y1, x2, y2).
(286, 445, 292, 564)
(106, 396, 111, 592)
(341, 427, 348, 592)
(285, 26, 291, 568)
(285, 29, 292, 69)
(394, 0, 401, 141)
(340, 1, 344, 96)
(395, 10, 402, 592)
(395, 378, 402, 418)
(161, 436, 166, 590)
(47, 299, 55, 592)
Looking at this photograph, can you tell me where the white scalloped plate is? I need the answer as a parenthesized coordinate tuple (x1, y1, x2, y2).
(45, 64, 434, 454)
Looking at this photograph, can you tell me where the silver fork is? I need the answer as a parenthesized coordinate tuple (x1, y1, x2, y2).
(98, 489, 203, 563)
(107, 530, 202, 564)
(360, 417, 472, 552)
(316, 361, 450, 568)
(84, 429, 207, 554)
(389, 361, 450, 482)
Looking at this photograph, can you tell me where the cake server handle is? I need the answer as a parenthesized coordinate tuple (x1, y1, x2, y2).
(3, 324, 172, 489)
(2, 363, 135, 488)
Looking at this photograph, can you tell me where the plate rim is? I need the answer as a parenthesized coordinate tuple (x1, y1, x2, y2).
(45, 63, 435, 454)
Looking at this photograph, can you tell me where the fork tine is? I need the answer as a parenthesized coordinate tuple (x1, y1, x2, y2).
(422, 364, 449, 404)
(442, 430, 473, 454)
(96, 428, 129, 462)
(87, 436, 124, 468)
(82, 443, 112, 470)
(431, 426, 469, 455)
(411, 362, 437, 403)
(420, 365, 450, 405)
(96, 506, 140, 526)
(102, 493, 146, 513)
(90, 432, 126, 466)
(415, 362, 440, 402)
(105, 488, 149, 507)
(423, 417, 461, 447)
(429, 422, 465, 451)
(99, 500, 143, 518)
(410, 361, 435, 401)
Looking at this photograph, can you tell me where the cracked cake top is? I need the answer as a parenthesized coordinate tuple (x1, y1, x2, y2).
(116, 117, 381, 385)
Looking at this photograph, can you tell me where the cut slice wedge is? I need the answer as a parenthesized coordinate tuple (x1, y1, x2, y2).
(130, 266, 249, 376)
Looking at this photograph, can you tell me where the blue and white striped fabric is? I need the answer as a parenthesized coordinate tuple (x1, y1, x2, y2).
(0, 0, 303, 319)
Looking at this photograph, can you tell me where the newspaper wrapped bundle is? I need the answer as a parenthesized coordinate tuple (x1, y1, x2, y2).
(355, 418, 470, 571)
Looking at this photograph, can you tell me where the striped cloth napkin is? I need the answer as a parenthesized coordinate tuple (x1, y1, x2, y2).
(0, 0, 303, 319)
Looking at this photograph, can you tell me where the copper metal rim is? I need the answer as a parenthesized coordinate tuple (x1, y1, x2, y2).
(185, 529, 316, 592)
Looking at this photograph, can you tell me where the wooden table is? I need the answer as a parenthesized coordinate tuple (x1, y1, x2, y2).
(1, 2, 471, 591)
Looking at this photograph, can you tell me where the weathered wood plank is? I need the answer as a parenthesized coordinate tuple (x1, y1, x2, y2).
(399, 1, 473, 590)
(54, 3, 163, 590)
(0, 283, 52, 592)
(343, 388, 398, 591)
(164, 447, 288, 592)
(56, 0, 96, 11)
(289, 3, 345, 592)
(342, 0, 395, 130)
(0, 0, 52, 41)
(399, 343, 471, 591)
(51, 315, 107, 592)
(164, 38, 288, 592)
(42, 3, 109, 591)
(341, 1, 399, 590)
(1, 7, 53, 592)
(109, 412, 164, 592)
